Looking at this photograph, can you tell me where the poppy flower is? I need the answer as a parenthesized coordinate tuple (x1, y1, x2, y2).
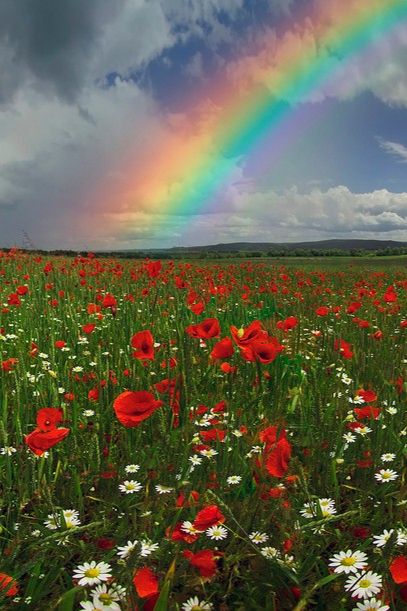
(36, 407, 63, 431)
(82, 323, 96, 334)
(265, 437, 292, 478)
(133, 566, 159, 598)
(183, 549, 219, 578)
(390, 556, 407, 584)
(210, 337, 234, 361)
(356, 389, 377, 403)
(315, 306, 329, 316)
(240, 338, 283, 364)
(54, 340, 66, 349)
(334, 338, 353, 359)
(25, 427, 70, 456)
(113, 391, 163, 428)
(0, 573, 18, 597)
(193, 505, 225, 531)
(354, 406, 381, 420)
(131, 330, 155, 361)
(145, 260, 162, 278)
(230, 320, 268, 347)
(277, 316, 298, 332)
(168, 522, 200, 544)
(185, 318, 221, 339)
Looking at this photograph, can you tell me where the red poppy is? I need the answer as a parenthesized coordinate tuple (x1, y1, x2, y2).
(193, 505, 225, 531)
(133, 566, 159, 598)
(334, 338, 353, 359)
(145, 260, 162, 278)
(240, 338, 283, 364)
(54, 340, 66, 349)
(131, 330, 155, 361)
(168, 522, 200, 544)
(277, 316, 298, 332)
(183, 549, 220, 578)
(210, 337, 234, 361)
(354, 406, 381, 420)
(113, 391, 163, 428)
(25, 427, 70, 456)
(0, 573, 18, 597)
(230, 320, 268, 347)
(390, 556, 407, 584)
(102, 293, 117, 309)
(265, 437, 292, 478)
(82, 323, 96, 334)
(185, 318, 221, 339)
(356, 389, 377, 403)
(36, 407, 63, 431)
(315, 306, 329, 316)
(190, 302, 205, 315)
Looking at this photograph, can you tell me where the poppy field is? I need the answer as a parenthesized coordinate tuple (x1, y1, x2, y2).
(0, 249, 406, 611)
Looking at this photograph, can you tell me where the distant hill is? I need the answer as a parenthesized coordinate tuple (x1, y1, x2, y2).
(167, 239, 407, 253)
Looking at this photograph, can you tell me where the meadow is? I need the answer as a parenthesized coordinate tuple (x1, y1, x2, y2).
(0, 249, 406, 610)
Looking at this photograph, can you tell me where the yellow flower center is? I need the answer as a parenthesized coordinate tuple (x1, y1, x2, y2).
(359, 579, 371, 588)
(237, 328, 245, 338)
(84, 568, 100, 578)
(341, 557, 356, 566)
(99, 593, 113, 604)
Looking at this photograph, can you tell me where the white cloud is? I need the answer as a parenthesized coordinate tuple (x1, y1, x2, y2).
(378, 138, 407, 163)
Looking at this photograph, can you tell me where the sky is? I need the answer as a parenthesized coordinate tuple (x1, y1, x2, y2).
(0, 0, 407, 250)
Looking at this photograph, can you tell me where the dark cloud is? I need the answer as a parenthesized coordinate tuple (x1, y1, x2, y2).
(0, 0, 123, 104)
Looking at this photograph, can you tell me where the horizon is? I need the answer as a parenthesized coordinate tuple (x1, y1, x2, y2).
(1, 1, 407, 249)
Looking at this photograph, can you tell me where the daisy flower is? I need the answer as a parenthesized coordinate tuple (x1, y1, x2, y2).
(125, 464, 140, 473)
(249, 531, 269, 544)
(119, 480, 142, 494)
(329, 550, 368, 574)
(206, 525, 228, 540)
(352, 599, 389, 611)
(73, 561, 112, 586)
(380, 453, 395, 462)
(140, 541, 159, 557)
(374, 469, 398, 483)
(372, 529, 395, 548)
(227, 475, 242, 485)
(116, 540, 138, 559)
(90, 584, 124, 610)
(181, 597, 212, 611)
(155, 485, 174, 494)
(261, 547, 281, 559)
(345, 571, 383, 599)
(181, 521, 204, 535)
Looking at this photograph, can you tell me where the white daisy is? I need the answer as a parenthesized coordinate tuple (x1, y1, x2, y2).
(227, 475, 242, 485)
(73, 561, 112, 586)
(181, 521, 203, 535)
(374, 469, 398, 483)
(261, 546, 281, 559)
(116, 540, 138, 559)
(119, 480, 142, 494)
(352, 598, 389, 611)
(181, 596, 212, 611)
(206, 525, 228, 540)
(125, 464, 140, 473)
(329, 550, 368, 574)
(372, 529, 395, 548)
(139, 541, 159, 557)
(380, 453, 395, 462)
(155, 485, 174, 494)
(345, 571, 383, 599)
(90, 584, 123, 610)
(249, 531, 269, 544)
(0, 446, 17, 456)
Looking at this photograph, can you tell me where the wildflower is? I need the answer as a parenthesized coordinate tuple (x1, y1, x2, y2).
(44, 509, 81, 530)
(90, 584, 124, 610)
(343, 433, 356, 443)
(182, 597, 213, 611)
(301, 498, 336, 519)
(380, 453, 395, 462)
(73, 561, 112, 586)
(206, 525, 228, 540)
(249, 531, 269, 544)
(0, 446, 17, 455)
(181, 521, 203, 535)
(352, 599, 389, 611)
(139, 541, 159, 557)
(372, 530, 396, 548)
(374, 469, 398, 483)
(329, 550, 368, 574)
(119, 480, 142, 494)
(83, 410, 95, 417)
(261, 546, 280, 559)
(199, 448, 218, 458)
(117, 540, 138, 559)
(227, 475, 242, 485)
(125, 464, 140, 473)
(155, 485, 174, 494)
(345, 571, 383, 599)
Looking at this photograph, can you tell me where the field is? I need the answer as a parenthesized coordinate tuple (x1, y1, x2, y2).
(0, 250, 406, 610)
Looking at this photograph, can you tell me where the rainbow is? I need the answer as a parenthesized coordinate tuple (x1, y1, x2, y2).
(87, 0, 407, 242)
